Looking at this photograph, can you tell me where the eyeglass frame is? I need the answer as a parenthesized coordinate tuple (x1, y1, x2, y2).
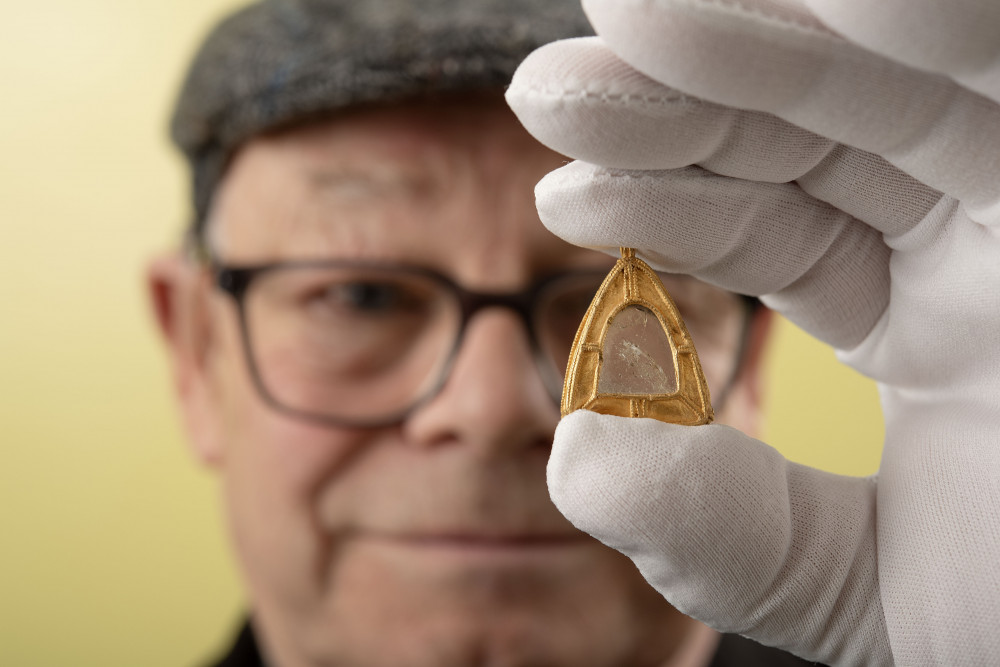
(197, 251, 760, 429)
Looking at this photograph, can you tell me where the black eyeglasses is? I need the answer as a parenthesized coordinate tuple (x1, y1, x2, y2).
(207, 259, 755, 428)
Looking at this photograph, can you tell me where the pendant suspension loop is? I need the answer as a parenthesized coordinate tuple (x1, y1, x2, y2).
(620, 247, 636, 259)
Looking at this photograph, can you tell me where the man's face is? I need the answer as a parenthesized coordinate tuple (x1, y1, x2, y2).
(157, 97, 765, 667)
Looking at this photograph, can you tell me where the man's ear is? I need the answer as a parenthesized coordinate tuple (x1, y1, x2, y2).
(739, 305, 775, 411)
(721, 305, 775, 434)
(146, 253, 226, 467)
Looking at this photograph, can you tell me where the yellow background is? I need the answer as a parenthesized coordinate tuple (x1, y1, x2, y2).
(0, 2, 883, 665)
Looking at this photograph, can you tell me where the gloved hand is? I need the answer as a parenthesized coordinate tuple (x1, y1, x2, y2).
(506, 0, 1000, 664)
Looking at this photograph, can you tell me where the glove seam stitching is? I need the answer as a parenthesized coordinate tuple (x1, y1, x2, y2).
(513, 86, 700, 107)
(668, 0, 841, 41)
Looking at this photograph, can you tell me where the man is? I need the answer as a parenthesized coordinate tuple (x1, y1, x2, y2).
(151, 1, 805, 665)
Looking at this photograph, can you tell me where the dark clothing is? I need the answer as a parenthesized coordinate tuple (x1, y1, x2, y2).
(209, 622, 261, 667)
(709, 634, 823, 666)
(208, 619, 823, 667)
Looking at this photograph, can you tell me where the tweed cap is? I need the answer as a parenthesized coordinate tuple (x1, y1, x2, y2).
(171, 0, 593, 231)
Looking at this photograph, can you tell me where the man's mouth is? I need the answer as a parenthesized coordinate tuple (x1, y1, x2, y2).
(395, 533, 588, 548)
(358, 531, 593, 564)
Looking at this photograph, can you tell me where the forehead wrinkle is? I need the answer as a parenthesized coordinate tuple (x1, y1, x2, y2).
(307, 162, 441, 202)
(212, 130, 456, 262)
(276, 193, 390, 261)
(293, 138, 458, 247)
(217, 103, 565, 270)
(264, 177, 447, 263)
(315, 180, 450, 257)
(440, 143, 547, 283)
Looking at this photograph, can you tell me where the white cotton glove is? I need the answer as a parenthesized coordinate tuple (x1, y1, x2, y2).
(506, 1, 1000, 664)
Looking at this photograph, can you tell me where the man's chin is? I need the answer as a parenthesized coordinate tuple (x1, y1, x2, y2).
(286, 592, 657, 667)
(251, 532, 691, 667)
(279, 535, 683, 666)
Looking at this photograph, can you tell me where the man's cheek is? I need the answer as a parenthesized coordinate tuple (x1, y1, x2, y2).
(221, 415, 373, 569)
(221, 450, 324, 609)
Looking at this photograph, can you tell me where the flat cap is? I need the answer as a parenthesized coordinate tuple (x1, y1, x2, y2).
(171, 0, 593, 230)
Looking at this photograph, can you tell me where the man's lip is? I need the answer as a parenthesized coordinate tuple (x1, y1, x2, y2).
(356, 531, 593, 553)
(384, 533, 589, 547)
(340, 531, 596, 569)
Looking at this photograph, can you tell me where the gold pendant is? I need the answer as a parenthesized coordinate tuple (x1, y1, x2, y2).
(561, 248, 714, 425)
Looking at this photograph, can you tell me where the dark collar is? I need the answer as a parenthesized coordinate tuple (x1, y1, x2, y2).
(207, 620, 264, 667)
(206, 617, 823, 667)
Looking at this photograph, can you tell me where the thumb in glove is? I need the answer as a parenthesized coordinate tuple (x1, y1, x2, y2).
(550, 411, 889, 665)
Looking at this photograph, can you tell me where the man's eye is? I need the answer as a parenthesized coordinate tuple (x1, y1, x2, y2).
(308, 280, 436, 320)
(326, 282, 403, 311)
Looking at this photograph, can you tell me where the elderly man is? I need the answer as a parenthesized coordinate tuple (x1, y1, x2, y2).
(149, 1, 814, 665)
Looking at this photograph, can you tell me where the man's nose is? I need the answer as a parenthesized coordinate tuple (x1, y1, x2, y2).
(403, 308, 558, 455)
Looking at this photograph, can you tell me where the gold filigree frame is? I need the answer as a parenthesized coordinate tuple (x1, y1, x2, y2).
(561, 248, 714, 425)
